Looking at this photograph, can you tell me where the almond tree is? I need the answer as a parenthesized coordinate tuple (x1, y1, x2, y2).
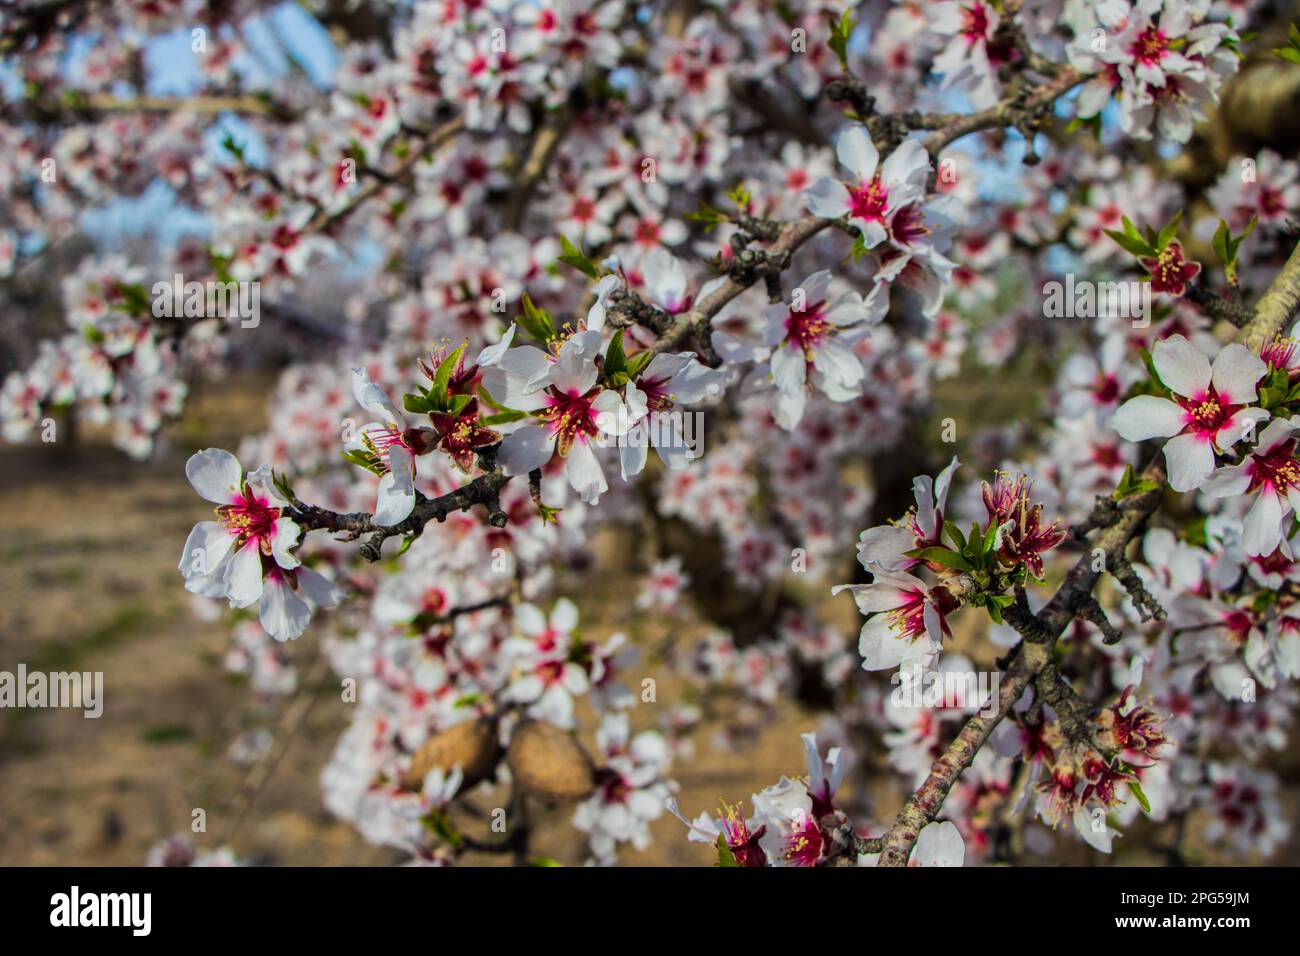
(5, 0, 1300, 867)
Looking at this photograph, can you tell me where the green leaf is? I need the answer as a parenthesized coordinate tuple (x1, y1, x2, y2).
(627, 350, 655, 379)
(481, 408, 530, 426)
(909, 546, 973, 572)
(727, 180, 751, 212)
(403, 392, 434, 414)
(1113, 463, 1160, 500)
(431, 341, 466, 405)
(686, 202, 727, 227)
(943, 520, 967, 551)
(518, 292, 557, 343)
(1103, 226, 1157, 259)
(604, 328, 629, 381)
(557, 235, 601, 280)
(981, 521, 1001, 558)
(1212, 219, 1231, 267)
(1127, 780, 1152, 815)
(1155, 210, 1182, 253)
(1274, 46, 1300, 64)
(716, 834, 739, 867)
(827, 8, 856, 70)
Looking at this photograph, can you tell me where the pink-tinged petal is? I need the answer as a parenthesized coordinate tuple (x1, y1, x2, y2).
(370, 479, 412, 531)
(812, 338, 865, 391)
(561, 662, 589, 694)
(831, 582, 908, 614)
(804, 177, 851, 219)
(350, 367, 403, 423)
(223, 543, 265, 609)
(856, 219, 889, 249)
(1201, 463, 1252, 498)
(835, 126, 879, 182)
(498, 424, 555, 476)
(857, 615, 912, 671)
(796, 270, 833, 305)
(1151, 334, 1210, 399)
(178, 522, 234, 596)
(565, 439, 607, 504)
(772, 388, 806, 431)
(1216, 407, 1271, 450)
(1254, 417, 1294, 455)
(857, 525, 916, 571)
(770, 342, 807, 394)
(548, 337, 599, 395)
(516, 603, 547, 637)
(591, 389, 632, 436)
(1210, 343, 1266, 405)
(1110, 395, 1186, 441)
(178, 520, 234, 577)
(550, 597, 579, 633)
(186, 448, 243, 504)
(1162, 431, 1216, 493)
(269, 517, 302, 570)
(297, 566, 345, 608)
(259, 574, 313, 642)
(620, 436, 649, 480)
(1242, 488, 1286, 557)
(913, 474, 937, 538)
(474, 322, 517, 367)
(913, 820, 964, 867)
(923, 601, 943, 644)
(880, 138, 930, 191)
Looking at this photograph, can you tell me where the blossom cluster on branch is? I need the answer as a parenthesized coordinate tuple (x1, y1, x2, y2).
(6, 0, 1300, 867)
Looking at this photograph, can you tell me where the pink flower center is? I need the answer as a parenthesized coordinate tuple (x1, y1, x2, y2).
(785, 300, 833, 356)
(780, 814, 824, 866)
(1177, 389, 1234, 437)
(891, 203, 931, 247)
(847, 176, 889, 223)
(962, 3, 990, 42)
(885, 590, 929, 640)
(540, 387, 602, 454)
(218, 491, 280, 550)
(1248, 439, 1300, 495)
(1131, 25, 1169, 65)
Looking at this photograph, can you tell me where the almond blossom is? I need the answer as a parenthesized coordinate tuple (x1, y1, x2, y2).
(763, 269, 885, 430)
(833, 570, 953, 672)
(491, 332, 631, 503)
(1110, 335, 1268, 491)
(1204, 418, 1300, 556)
(804, 130, 928, 250)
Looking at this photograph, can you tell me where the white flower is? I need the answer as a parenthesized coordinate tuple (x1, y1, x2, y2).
(1203, 418, 1300, 556)
(804, 129, 928, 248)
(833, 569, 948, 672)
(494, 334, 631, 504)
(349, 368, 418, 526)
(1110, 335, 1268, 492)
(763, 269, 885, 429)
(179, 448, 300, 608)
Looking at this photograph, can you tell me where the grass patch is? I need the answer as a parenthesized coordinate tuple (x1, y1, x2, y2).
(142, 723, 194, 745)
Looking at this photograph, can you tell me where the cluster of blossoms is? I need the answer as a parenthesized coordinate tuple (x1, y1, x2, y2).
(6, 0, 1300, 869)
